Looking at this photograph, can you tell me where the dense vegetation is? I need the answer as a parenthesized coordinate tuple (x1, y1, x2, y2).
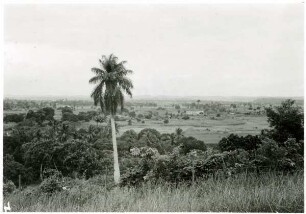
(3, 99, 304, 212)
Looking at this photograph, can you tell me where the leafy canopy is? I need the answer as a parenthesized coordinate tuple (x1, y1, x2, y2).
(265, 99, 304, 142)
(89, 54, 133, 115)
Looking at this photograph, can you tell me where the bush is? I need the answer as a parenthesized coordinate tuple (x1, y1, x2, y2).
(145, 114, 152, 119)
(182, 115, 190, 120)
(3, 180, 16, 196)
(41, 107, 55, 121)
(164, 119, 169, 124)
(120, 130, 138, 143)
(3, 154, 27, 185)
(61, 106, 73, 114)
(255, 138, 287, 170)
(4, 113, 25, 123)
(25, 108, 55, 123)
(138, 128, 161, 145)
(218, 134, 262, 152)
(265, 99, 304, 143)
(43, 168, 62, 179)
(40, 175, 62, 194)
(60, 139, 104, 178)
(129, 111, 136, 118)
(77, 111, 96, 122)
(178, 137, 207, 154)
(254, 138, 304, 171)
(62, 112, 79, 122)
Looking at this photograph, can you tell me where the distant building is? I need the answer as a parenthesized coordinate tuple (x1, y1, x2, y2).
(186, 111, 204, 116)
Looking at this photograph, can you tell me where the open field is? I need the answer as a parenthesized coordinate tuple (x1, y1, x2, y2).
(68, 114, 269, 144)
(4, 171, 303, 212)
(3, 106, 270, 145)
(118, 115, 269, 144)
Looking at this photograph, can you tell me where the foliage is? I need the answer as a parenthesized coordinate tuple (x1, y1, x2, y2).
(26, 107, 55, 123)
(62, 112, 79, 122)
(61, 106, 73, 114)
(145, 114, 152, 119)
(4, 113, 25, 123)
(120, 130, 138, 143)
(265, 99, 304, 143)
(138, 128, 161, 145)
(129, 111, 136, 118)
(3, 180, 16, 196)
(3, 154, 28, 185)
(3, 171, 304, 212)
(218, 134, 262, 152)
(39, 170, 63, 194)
(77, 111, 98, 122)
(41, 107, 55, 121)
(121, 147, 251, 186)
(89, 54, 133, 115)
(178, 137, 207, 154)
(59, 139, 104, 178)
(255, 138, 304, 171)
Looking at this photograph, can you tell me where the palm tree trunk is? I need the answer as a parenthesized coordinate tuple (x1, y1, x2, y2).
(110, 115, 120, 184)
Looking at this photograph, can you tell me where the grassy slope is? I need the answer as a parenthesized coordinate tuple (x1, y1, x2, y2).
(5, 171, 303, 212)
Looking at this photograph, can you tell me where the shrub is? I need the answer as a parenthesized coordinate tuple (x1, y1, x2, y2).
(43, 168, 62, 179)
(40, 169, 63, 194)
(120, 130, 138, 143)
(40, 175, 62, 194)
(164, 119, 169, 124)
(218, 134, 262, 152)
(77, 112, 93, 122)
(3, 180, 16, 196)
(62, 112, 79, 122)
(145, 114, 152, 119)
(25, 108, 55, 123)
(41, 107, 55, 121)
(255, 138, 287, 170)
(178, 137, 207, 154)
(182, 115, 190, 120)
(4, 113, 25, 123)
(3, 154, 27, 185)
(129, 111, 136, 118)
(265, 99, 304, 143)
(120, 165, 147, 186)
(61, 106, 73, 114)
(138, 128, 161, 146)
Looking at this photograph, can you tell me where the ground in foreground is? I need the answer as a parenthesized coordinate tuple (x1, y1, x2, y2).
(4, 171, 303, 212)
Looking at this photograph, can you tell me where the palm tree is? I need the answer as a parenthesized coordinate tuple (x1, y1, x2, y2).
(197, 100, 201, 109)
(89, 54, 133, 184)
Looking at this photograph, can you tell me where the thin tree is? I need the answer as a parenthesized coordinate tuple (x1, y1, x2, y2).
(89, 54, 133, 184)
(197, 100, 201, 109)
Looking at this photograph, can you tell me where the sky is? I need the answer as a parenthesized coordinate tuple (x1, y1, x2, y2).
(3, 3, 304, 98)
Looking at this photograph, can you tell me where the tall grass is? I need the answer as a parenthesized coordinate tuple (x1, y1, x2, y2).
(4, 171, 303, 212)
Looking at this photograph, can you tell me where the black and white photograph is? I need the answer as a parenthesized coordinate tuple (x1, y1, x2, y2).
(2, 0, 304, 212)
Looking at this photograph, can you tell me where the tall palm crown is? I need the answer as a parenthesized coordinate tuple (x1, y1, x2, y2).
(89, 54, 133, 114)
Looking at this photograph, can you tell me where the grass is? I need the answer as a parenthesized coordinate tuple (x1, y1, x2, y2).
(3, 106, 269, 145)
(5, 171, 303, 212)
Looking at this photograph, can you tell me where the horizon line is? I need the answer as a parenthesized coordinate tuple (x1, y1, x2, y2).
(4, 94, 304, 99)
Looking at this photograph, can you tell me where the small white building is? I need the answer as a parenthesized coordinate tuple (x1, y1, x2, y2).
(185, 111, 204, 116)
